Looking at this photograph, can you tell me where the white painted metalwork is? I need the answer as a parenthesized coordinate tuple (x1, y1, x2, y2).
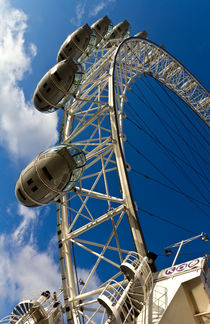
(96, 252, 153, 323)
(136, 257, 210, 324)
(0, 292, 64, 324)
(98, 279, 135, 323)
(2, 29, 208, 324)
(57, 34, 209, 323)
(120, 252, 153, 306)
(164, 232, 209, 266)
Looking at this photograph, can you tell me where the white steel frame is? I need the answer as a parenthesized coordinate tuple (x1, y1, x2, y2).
(57, 37, 209, 323)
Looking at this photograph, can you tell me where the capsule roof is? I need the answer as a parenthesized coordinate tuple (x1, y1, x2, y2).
(134, 30, 148, 39)
(15, 145, 86, 207)
(57, 24, 93, 62)
(107, 20, 130, 42)
(91, 16, 113, 45)
(33, 58, 83, 113)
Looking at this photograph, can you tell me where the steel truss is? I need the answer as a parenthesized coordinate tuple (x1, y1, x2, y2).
(57, 37, 209, 323)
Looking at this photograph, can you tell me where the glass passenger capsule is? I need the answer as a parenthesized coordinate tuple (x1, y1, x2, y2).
(57, 23, 96, 63)
(91, 16, 113, 45)
(135, 30, 148, 39)
(15, 145, 86, 207)
(106, 20, 130, 46)
(33, 58, 83, 113)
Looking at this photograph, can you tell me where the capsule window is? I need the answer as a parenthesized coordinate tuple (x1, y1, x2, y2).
(42, 166, 53, 181)
(18, 189, 26, 200)
(97, 24, 101, 31)
(36, 94, 42, 102)
(27, 178, 33, 185)
(59, 53, 65, 60)
(54, 71, 61, 81)
(43, 82, 47, 88)
(75, 35, 80, 42)
(68, 47, 72, 53)
(118, 27, 122, 32)
(32, 185, 38, 192)
(46, 87, 51, 93)
(66, 43, 69, 48)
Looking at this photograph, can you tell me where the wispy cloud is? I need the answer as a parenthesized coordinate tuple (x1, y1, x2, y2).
(0, 201, 60, 316)
(89, 2, 106, 17)
(12, 205, 40, 244)
(0, 0, 58, 161)
(70, 1, 87, 27)
(70, 0, 116, 27)
(0, 231, 61, 316)
(89, 0, 116, 18)
(0, 204, 102, 318)
(77, 267, 101, 292)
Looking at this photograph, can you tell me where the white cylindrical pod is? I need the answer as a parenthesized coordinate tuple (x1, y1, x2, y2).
(107, 20, 130, 42)
(33, 58, 83, 113)
(57, 24, 93, 62)
(91, 16, 113, 45)
(135, 30, 148, 39)
(15, 145, 86, 207)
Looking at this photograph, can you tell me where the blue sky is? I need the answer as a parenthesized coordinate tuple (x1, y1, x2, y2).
(0, 0, 209, 318)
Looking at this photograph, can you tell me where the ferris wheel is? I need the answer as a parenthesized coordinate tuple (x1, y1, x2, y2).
(2, 16, 209, 324)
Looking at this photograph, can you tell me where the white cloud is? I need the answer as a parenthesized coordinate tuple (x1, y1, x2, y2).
(47, 233, 59, 259)
(0, 0, 58, 161)
(70, 0, 116, 27)
(0, 204, 102, 319)
(89, 0, 116, 18)
(89, 2, 106, 17)
(76, 267, 103, 322)
(0, 203, 61, 317)
(70, 1, 87, 27)
(77, 267, 101, 292)
(12, 205, 40, 244)
(0, 234, 61, 316)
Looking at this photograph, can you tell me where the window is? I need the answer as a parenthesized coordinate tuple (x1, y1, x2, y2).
(59, 53, 65, 60)
(42, 166, 53, 180)
(32, 185, 38, 192)
(27, 178, 33, 185)
(36, 94, 42, 102)
(54, 71, 61, 81)
(46, 87, 51, 93)
(75, 35, 80, 42)
(43, 82, 47, 88)
(97, 24, 101, 31)
(18, 189, 26, 200)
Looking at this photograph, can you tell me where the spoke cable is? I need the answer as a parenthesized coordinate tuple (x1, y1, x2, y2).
(127, 91, 209, 201)
(157, 79, 210, 147)
(127, 140, 210, 219)
(125, 113, 209, 202)
(141, 76, 209, 186)
(125, 105, 208, 183)
(131, 168, 209, 207)
(138, 207, 197, 235)
(132, 84, 209, 166)
(141, 75, 209, 150)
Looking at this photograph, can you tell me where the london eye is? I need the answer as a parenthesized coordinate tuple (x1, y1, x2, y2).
(1, 15, 209, 324)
